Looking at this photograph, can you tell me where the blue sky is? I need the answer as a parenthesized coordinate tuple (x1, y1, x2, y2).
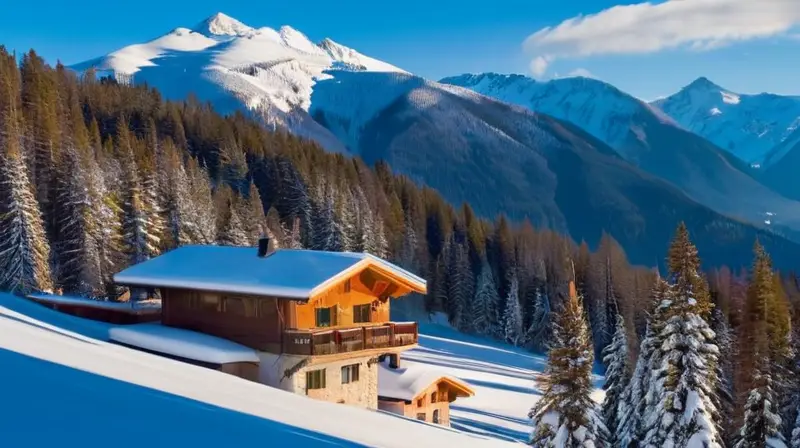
(3, 0, 800, 100)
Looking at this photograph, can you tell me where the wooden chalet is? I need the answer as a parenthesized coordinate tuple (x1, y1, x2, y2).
(112, 238, 427, 408)
(377, 358, 474, 426)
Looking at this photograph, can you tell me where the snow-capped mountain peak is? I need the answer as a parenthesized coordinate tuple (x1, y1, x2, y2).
(653, 78, 800, 164)
(72, 14, 410, 154)
(193, 12, 255, 37)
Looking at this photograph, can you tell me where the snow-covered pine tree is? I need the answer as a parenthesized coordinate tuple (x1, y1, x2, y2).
(502, 271, 523, 346)
(736, 357, 786, 448)
(162, 143, 196, 248)
(446, 238, 473, 332)
(641, 223, 722, 448)
(52, 144, 104, 296)
(337, 187, 358, 252)
(217, 196, 250, 247)
(186, 157, 216, 244)
(239, 182, 266, 245)
(791, 407, 800, 448)
(117, 119, 161, 265)
(312, 182, 343, 251)
(735, 242, 787, 448)
(0, 59, 53, 293)
(617, 275, 669, 448)
(601, 313, 629, 445)
(472, 260, 500, 337)
(526, 282, 551, 351)
(529, 282, 608, 447)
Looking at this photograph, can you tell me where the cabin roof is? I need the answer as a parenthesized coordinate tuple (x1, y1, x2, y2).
(109, 322, 260, 364)
(377, 361, 474, 402)
(27, 293, 162, 312)
(113, 245, 426, 301)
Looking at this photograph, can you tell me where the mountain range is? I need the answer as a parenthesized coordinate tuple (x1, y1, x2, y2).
(70, 12, 800, 268)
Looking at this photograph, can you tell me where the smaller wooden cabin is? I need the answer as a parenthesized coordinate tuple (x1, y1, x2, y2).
(377, 359, 474, 426)
(26, 293, 161, 325)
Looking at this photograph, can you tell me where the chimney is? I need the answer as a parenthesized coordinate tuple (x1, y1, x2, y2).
(388, 353, 400, 369)
(257, 236, 276, 257)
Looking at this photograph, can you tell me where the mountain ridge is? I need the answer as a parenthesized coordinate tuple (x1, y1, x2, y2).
(440, 72, 800, 238)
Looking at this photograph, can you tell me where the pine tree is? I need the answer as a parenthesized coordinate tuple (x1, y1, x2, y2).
(0, 49, 53, 294)
(617, 275, 669, 448)
(118, 119, 161, 265)
(217, 196, 250, 247)
(641, 224, 722, 448)
(502, 271, 523, 346)
(601, 314, 629, 445)
(736, 358, 786, 448)
(447, 239, 474, 331)
(186, 157, 216, 244)
(239, 181, 266, 244)
(735, 243, 788, 447)
(472, 260, 500, 337)
(52, 144, 104, 296)
(529, 282, 608, 447)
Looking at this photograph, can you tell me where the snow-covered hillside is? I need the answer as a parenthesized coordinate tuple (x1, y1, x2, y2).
(0, 293, 602, 446)
(651, 77, 800, 165)
(71, 12, 406, 153)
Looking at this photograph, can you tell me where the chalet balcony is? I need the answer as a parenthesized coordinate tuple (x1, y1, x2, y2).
(282, 322, 418, 356)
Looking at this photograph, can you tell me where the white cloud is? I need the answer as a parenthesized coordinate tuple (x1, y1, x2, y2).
(524, 0, 800, 75)
(530, 56, 550, 77)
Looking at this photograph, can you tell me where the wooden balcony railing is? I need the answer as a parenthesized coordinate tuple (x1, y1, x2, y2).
(282, 322, 418, 356)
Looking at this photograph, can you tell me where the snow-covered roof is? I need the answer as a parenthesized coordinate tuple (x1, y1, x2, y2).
(109, 323, 259, 364)
(113, 246, 426, 301)
(27, 293, 161, 312)
(378, 361, 474, 402)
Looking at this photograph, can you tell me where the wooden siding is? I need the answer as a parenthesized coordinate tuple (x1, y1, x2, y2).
(293, 272, 391, 330)
(162, 288, 288, 351)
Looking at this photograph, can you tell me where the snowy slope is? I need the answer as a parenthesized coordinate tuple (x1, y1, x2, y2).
(0, 293, 518, 447)
(71, 12, 406, 153)
(651, 77, 800, 165)
(406, 324, 605, 443)
(440, 73, 800, 238)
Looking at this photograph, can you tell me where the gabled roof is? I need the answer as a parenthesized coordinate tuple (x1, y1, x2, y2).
(378, 362, 474, 402)
(113, 245, 426, 301)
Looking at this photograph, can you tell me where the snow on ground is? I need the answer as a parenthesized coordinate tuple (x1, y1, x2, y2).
(403, 323, 605, 443)
(0, 294, 517, 447)
(0, 293, 605, 446)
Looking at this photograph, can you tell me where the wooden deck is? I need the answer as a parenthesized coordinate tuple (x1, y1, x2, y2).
(282, 322, 418, 356)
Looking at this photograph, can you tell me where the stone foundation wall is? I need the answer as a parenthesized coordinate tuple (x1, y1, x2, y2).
(256, 352, 378, 409)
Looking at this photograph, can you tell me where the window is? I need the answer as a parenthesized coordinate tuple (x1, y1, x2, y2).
(431, 392, 438, 403)
(306, 369, 326, 391)
(344, 279, 351, 293)
(416, 413, 426, 421)
(433, 410, 440, 424)
(224, 297, 246, 316)
(353, 304, 371, 323)
(315, 306, 336, 327)
(417, 398, 423, 407)
(197, 293, 220, 312)
(341, 364, 360, 384)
